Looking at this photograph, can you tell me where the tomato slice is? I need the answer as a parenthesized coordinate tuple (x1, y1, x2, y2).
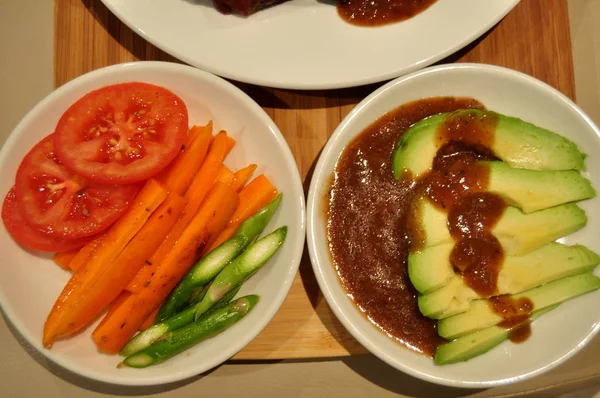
(54, 82, 188, 184)
(2, 187, 92, 252)
(15, 134, 139, 239)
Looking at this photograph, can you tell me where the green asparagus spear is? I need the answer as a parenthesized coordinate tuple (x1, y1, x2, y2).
(120, 295, 259, 368)
(156, 194, 282, 321)
(119, 285, 242, 357)
(194, 226, 287, 320)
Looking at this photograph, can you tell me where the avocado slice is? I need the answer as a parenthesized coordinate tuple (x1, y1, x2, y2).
(418, 276, 480, 319)
(494, 204, 587, 255)
(418, 242, 599, 320)
(485, 161, 595, 213)
(408, 243, 454, 294)
(409, 242, 600, 295)
(393, 109, 586, 180)
(416, 197, 588, 256)
(434, 305, 557, 366)
(437, 273, 600, 340)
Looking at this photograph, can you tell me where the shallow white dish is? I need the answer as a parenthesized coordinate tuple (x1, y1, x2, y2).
(0, 62, 305, 386)
(100, 0, 518, 89)
(306, 63, 600, 387)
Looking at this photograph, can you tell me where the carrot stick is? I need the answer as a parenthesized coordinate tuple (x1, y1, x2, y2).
(96, 291, 131, 332)
(140, 307, 159, 331)
(159, 123, 213, 195)
(223, 132, 235, 154)
(126, 131, 235, 293)
(68, 234, 104, 272)
(53, 249, 79, 271)
(203, 175, 277, 255)
(215, 165, 236, 187)
(93, 182, 239, 354)
(43, 180, 168, 348)
(48, 192, 186, 341)
(232, 164, 257, 192)
(186, 123, 211, 144)
(183, 131, 235, 204)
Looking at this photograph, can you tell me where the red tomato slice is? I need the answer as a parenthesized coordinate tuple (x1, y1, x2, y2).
(2, 187, 92, 252)
(54, 82, 188, 184)
(15, 134, 139, 239)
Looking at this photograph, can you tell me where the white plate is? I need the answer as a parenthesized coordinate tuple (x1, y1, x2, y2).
(0, 62, 305, 386)
(100, 0, 519, 89)
(307, 63, 600, 387)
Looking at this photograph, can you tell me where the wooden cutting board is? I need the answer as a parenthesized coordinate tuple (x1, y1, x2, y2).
(55, 0, 574, 359)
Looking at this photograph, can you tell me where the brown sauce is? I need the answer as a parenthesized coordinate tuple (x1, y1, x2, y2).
(448, 194, 506, 297)
(490, 296, 534, 343)
(328, 96, 538, 354)
(507, 322, 532, 343)
(416, 111, 506, 297)
(327, 97, 483, 356)
(337, 0, 437, 27)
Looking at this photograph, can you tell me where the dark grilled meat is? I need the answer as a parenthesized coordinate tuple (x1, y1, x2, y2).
(213, 0, 287, 16)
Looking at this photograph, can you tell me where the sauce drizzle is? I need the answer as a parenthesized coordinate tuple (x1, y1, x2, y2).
(337, 0, 437, 27)
(490, 295, 534, 343)
(416, 110, 506, 297)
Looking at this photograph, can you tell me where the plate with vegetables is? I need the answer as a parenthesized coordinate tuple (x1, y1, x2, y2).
(307, 63, 600, 387)
(0, 62, 305, 385)
(100, 0, 518, 89)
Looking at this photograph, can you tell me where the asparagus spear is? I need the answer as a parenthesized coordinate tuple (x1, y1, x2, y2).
(119, 285, 242, 357)
(195, 226, 287, 320)
(121, 222, 286, 356)
(157, 194, 282, 321)
(119, 295, 259, 368)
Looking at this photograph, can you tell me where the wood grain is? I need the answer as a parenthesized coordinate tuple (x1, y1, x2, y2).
(55, 0, 574, 359)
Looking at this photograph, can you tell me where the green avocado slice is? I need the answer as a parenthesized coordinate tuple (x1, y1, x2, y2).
(393, 109, 586, 180)
(437, 272, 600, 340)
(485, 161, 595, 213)
(415, 197, 587, 256)
(409, 242, 600, 295)
(418, 247, 599, 321)
(434, 305, 558, 366)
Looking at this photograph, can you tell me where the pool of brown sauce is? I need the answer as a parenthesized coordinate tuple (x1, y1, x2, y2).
(338, 0, 437, 27)
(327, 97, 534, 356)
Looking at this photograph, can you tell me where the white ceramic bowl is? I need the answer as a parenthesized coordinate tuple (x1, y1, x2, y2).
(0, 62, 305, 386)
(307, 63, 600, 388)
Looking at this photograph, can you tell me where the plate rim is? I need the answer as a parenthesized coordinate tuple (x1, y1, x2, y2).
(98, 0, 520, 90)
(306, 62, 600, 388)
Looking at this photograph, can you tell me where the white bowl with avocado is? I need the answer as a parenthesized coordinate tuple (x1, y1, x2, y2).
(307, 63, 600, 387)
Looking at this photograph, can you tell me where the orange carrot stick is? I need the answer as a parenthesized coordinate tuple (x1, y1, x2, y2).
(232, 164, 257, 192)
(159, 123, 213, 195)
(215, 165, 236, 187)
(182, 131, 235, 205)
(203, 175, 277, 255)
(96, 291, 131, 332)
(43, 180, 167, 348)
(53, 249, 79, 271)
(139, 307, 159, 331)
(93, 182, 239, 354)
(126, 131, 235, 293)
(48, 192, 186, 341)
(186, 123, 211, 144)
(68, 234, 104, 272)
(223, 132, 235, 154)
